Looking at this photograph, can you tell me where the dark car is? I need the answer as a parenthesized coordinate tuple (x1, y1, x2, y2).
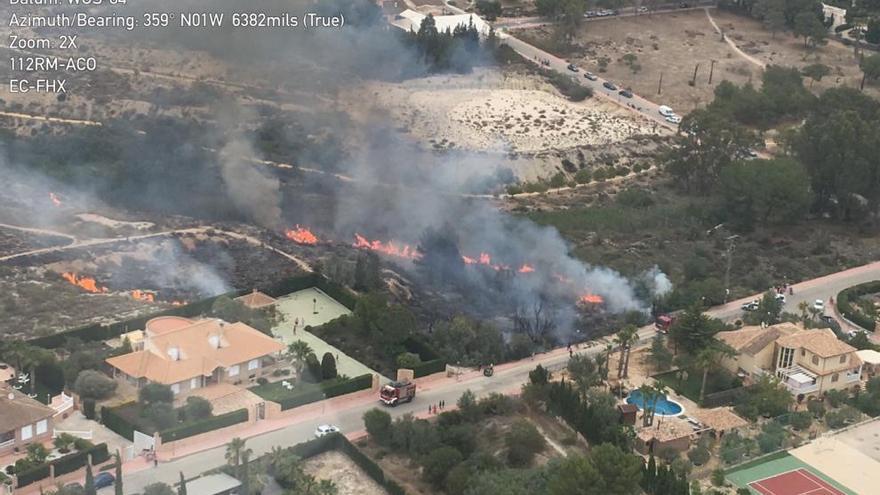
(619, 89, 634, 98)
(95, 472, 115, 489)
(567, 63, 579, 72)
(603, 81, 617, 91)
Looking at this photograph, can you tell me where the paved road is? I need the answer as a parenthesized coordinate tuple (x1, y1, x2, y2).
(97, 261, 880, 493)
(499, 32, 675, 130)
(494, 3, 717, 30)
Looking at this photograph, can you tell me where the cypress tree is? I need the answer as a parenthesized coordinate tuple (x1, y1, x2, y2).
(85, 463, 96, 495)
(114, 450, 124, 495)
(644, 454, 657, 493)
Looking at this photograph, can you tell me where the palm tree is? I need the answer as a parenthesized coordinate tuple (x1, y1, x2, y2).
(637, 383, 655, 427)
(287, 340, 312, 370)
(114, 451, 124, 495)
(797, 301, 810, 324)
(695, 344, 736, 403)
(225, 437, 247, 471)
(615, 325, 639, 378)
(266, 446, 287, 476)
(177, 471, 187, 495)
(239, 450, 251, 494)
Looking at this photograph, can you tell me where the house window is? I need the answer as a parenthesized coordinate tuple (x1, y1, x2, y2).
(171, 383, 180, 395)
(0, 431, 13, 443)
(36, 420, 47, 435)
(812, 355, 819, 366)
(248, 359, 260, 371)
(20, 425, 32, 441)
(831, 373, 839, 382)
(840, 355, 847, 364)
(190, 377, 200, 389)
(228, 365, 240, 377)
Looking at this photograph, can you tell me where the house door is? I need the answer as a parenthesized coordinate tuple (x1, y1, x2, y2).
(256, 402, 265, 420)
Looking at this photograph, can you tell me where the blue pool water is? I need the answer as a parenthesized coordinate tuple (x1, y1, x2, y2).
(626, 390, 684, 416)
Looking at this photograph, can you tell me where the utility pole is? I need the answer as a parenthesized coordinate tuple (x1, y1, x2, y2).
(724, 234, 738, 303)
(708, 60, 716, 85)
(690, 63, 700, 86)
(657, 72, 663, 95)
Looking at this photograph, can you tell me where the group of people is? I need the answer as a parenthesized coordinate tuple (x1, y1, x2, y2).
(428, 400, 446, 415)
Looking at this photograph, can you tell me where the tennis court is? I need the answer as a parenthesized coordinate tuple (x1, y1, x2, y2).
(725, 452, 856, 495)
(749, 468, 846, 495)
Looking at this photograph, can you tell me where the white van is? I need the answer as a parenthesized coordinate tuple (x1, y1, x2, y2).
(658, 105, 674, 117)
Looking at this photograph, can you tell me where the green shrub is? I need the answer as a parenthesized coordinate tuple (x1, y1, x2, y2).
(101, 403, 136, 440)
(183, 396, 213, 421)
(505, 419, 546, 467)
(274, 374, 373, 411)
(160, 408, 248, 442)
(688, 446, 710, 466)
(321, 352, 338, 380)
(14, 463, 50, 488)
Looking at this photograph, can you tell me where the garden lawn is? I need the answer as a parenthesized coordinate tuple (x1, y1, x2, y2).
(654, 368, 740, 404)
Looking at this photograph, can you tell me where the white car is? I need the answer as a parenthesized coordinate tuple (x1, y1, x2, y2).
(314, 424, 340, 438)
(741, 300, 759, 311)
(775, 293, 786, 304)
(665, 114, 682, 124)
(658, 105, 674, 117)
(813, 299, 825, 312)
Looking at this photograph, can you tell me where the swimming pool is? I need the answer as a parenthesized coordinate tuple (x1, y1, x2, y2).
(626, 390, 684, 416)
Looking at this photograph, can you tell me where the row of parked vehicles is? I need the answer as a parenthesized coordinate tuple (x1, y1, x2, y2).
(565, 63, 681, 125)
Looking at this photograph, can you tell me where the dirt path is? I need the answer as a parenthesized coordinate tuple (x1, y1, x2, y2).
(0, 111, 102, 126)
(536, 425, 568, 457)
(0, 225, 312, 272)
(0, 222, 77, 243)
(704, 8, 767, 69)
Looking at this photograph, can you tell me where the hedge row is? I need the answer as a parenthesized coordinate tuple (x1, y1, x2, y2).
(28, 289, 245, 348)
(53, 443, 110, 477)
(100, 402, 137, 441)
(160, 408, 249, 442)
(15, 463, 50, 488)
(286, 433, 405, 495)
(412, 359, 446, 378)
(404, 337, 446, 378)
(278, 373, 373, 411)
(837, 281, 880, 332)
(16, 443, 109, 488)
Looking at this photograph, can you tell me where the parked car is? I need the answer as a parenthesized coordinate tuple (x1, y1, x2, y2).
(813, 299, 825, 312)
(567, 63, 579, 72)
(315, 424, 340, 438)
(775, 293, 786, 304)
(819, 315, 841, 333)
(584, 71, 598, 81)
(658, 105, 674, 117)
(94, 472, 115, 489)
(619, 89, 634, 98)
(665, 114, 682, 124)
(741, 300, 760, 311)
(603, 81, 617, 90)
(585, 10, 598, 18)
(638, 6, 649, 12)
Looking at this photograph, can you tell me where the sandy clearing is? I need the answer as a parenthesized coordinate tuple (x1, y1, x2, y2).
(303, 450, 389, 495)
(354, 69, 655, 154)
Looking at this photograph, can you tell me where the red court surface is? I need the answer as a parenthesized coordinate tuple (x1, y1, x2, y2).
(749, 469, 847, 495)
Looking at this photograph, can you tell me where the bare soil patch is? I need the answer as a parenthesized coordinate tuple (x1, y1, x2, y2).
(302, 450, 389, 495)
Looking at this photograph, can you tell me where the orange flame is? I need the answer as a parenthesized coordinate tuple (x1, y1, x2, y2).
(130, 290, 155, 302)
(578, 294, 604, 305)
(49, 192, 61, 207)
(170, 301, 185, 306)
(61, 272, 108, 293)
(353, 234, 422, 260)
(518, 264, 535, 273)
(285, 225, 318, 245)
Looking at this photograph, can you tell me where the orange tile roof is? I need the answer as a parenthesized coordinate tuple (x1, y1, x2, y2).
(0, 384, 54, 432)
(776, 328, 858, 358)
(107, 319, 284, 385)
(234, 290, 276, 309)
(716, 323, 800, 355)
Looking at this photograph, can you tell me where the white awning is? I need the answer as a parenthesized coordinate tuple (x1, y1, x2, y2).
(856, 349, 880, 365)
(788, 372, 814, 385)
